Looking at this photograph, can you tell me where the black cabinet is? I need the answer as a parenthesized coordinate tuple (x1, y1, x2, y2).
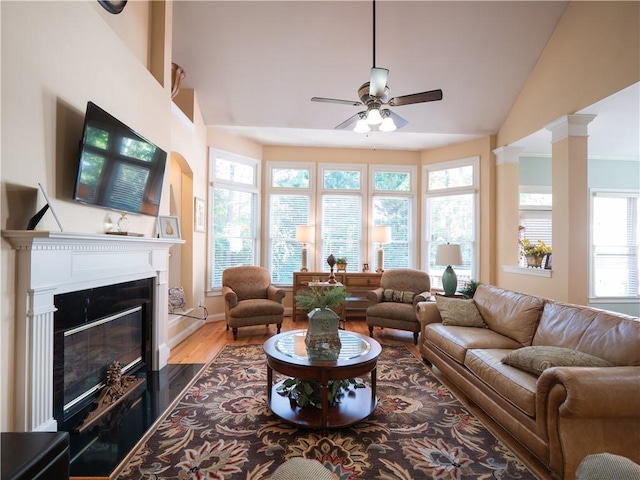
(1, 432, 69, 480)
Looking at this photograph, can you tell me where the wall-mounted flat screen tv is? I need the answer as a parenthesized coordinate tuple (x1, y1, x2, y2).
(73, 102, 167, 217)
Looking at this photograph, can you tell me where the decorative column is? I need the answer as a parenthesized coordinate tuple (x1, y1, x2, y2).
(545, 114, 596, 304)
(494, 146, 525, 271)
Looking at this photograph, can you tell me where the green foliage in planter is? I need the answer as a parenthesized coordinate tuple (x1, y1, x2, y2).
(295, 284, 349, 310)
(336, 257, 347, 264)
(276, 377, 365, 409)
(459, 280, 482, 299)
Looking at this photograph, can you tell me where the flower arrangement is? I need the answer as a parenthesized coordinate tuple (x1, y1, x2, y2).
(521, 238, 552, 257)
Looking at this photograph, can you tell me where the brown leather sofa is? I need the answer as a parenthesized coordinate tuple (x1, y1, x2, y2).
(417, 284, 640, 480)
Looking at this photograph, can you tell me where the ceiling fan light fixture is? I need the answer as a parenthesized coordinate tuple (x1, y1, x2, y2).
(379, 116, 397, 132)
(354, 118, 371, 133)
(366, 107, 383, 125)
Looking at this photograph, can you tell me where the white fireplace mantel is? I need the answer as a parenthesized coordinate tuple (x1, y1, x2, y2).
(2, 230, 183, 432)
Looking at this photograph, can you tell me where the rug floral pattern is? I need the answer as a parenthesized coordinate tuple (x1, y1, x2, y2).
(116, 344, 536, 479)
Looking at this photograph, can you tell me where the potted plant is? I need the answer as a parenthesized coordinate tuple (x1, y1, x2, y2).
(459, 280, 482, 299)
(295, 284, 349, 360)
(520, 238, 552, 268)
(294, 284, 349, 311)
(336, 256, 348, 272)
(277, 377, 365, 409)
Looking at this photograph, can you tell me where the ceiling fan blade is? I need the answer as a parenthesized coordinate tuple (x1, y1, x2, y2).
(369, 67, 389, 98)
(335, 112, 365, 130)
(311, 97, 363, 106)
(388, 89, 443, 106)
(386, 110, 409, 130)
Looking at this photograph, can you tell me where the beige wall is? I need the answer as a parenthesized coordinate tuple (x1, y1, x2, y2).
(495, 1, 640, 300)
(0, 1, 208, 430)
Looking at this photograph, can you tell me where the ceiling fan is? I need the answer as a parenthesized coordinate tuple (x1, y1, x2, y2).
(311, 1, 443, 133)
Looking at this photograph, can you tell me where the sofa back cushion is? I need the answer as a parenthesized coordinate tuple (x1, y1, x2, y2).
(532, 302, 640, 366)
(473, 285, 545, 346)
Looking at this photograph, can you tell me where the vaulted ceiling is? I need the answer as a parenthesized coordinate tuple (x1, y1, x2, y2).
(172, 1, 638, 159)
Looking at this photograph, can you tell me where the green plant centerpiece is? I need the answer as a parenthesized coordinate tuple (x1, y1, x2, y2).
(295, 284, 349, 360)
(281, 284, 364, 408)
(520, 238, 552, 268)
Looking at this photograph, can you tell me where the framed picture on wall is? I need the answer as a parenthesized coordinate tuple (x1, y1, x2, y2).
(157, 215, 181, 239)
(194, 197, 206, 232)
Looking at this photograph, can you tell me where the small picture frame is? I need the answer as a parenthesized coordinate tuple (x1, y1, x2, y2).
(157, 215, 181, 239)
(194, 197, 206, 233)
(362, 262, 369, 272)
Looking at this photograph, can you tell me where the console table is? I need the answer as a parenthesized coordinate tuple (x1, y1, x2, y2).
(292, 271, 382, 323)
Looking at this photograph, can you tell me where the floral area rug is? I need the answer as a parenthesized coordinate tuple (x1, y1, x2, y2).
(115, 344, 537, 479)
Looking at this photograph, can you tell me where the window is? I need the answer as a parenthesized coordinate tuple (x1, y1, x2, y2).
(591, 190, 639, 298)
(208, 150, 260, 290)
(424, 158, 479, 290)
(320, 165, 366, 271)
(519, 186, 552, 266)
(266, 164, 313, 284)
(371, 167, 416, 270)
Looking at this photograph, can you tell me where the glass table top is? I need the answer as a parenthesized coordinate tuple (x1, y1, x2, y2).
(275, 330, 371, 361)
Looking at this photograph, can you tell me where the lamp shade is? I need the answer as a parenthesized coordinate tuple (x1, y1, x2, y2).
(373, 226, 392, 244)
(435, 243, 462, 266)
(295, 225, 314, 243)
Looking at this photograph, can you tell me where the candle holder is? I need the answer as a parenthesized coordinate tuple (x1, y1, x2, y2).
(327, 254, 337, 284)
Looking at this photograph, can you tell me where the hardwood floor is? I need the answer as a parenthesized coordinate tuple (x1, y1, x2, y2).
(167, 315, 422, 364)
(169, 315, 551, 479)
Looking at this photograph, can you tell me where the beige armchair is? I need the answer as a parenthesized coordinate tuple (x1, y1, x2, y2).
(366, 268, 431, 345)
(222, 266, 286, 340)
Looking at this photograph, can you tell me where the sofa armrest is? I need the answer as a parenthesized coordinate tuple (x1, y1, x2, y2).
(366, 287, 384, 305)
(536, 366, 640, 476)
(221, 285, 238, 308)
(267, 285, 286, 303)
(417, 301, 442, 342)
(537, 366, 640, 426)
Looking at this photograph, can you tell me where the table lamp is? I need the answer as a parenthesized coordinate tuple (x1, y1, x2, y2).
(435, 243, 463, 296)
(373, 226, 392, 273)
(296, 225, 314, 272)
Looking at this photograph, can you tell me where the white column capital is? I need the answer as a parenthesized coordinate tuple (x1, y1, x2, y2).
(545, 114, 597, 143)
(493, 145, 525, 165)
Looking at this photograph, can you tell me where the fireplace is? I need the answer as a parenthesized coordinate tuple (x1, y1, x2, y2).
(2, 230, 180, 432)
(53, 278, 153, 429)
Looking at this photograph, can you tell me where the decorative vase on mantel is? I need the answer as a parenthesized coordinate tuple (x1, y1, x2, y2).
(305, 307, 341, 361)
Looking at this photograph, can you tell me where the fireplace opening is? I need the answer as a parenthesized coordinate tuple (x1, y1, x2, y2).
(54, 278, 153, 430)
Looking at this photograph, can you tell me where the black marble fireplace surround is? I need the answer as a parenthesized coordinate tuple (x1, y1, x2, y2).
(54, 278, 154, 428)
(53, 278, 203, 476)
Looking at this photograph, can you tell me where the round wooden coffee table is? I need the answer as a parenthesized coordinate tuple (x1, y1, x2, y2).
(263, 330, 382, 429)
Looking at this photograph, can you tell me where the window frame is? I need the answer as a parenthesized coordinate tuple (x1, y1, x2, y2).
(208, 148, 261, 293)
(318, 163, 367, 272)
(589, 188, 640, 301)
(422, 157, 480, 288)
(370, 164, 418, 269)
(264, 161, 316, 284)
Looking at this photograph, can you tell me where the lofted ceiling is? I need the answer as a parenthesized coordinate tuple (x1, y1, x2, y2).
(172, 1, 638, 159)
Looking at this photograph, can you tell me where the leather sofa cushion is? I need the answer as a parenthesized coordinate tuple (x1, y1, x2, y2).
(425, 324, 521, 364)
(465, 348, 538, 417)
(533, 301, 640, 366)
(473, 285, 545, 346)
